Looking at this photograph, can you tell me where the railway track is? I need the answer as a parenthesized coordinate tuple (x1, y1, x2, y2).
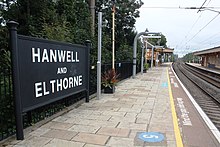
(173, 61, 220, 130)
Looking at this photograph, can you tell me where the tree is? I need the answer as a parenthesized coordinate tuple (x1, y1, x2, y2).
(56, 0, 92, 44)
(147, 34, 167, 48)
(96, 0, 144, 63)
(182, 53, 199, 63)
(1, 0, 92, 43)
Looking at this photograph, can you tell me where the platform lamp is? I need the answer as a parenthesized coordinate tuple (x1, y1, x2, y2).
(112, 0, 116, 70)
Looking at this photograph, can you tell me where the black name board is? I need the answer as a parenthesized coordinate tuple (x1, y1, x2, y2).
(17, 35, 89, 112)
(8, 21, 90, 140)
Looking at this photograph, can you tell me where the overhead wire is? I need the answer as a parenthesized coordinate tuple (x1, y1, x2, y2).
(178, 13, 203, 48)
(184, 13, 219, 46)
(139, 0, 219, 54)
(197, 0, 208, 12)
(210, 40, 220, 45)
(178, 0, 214, 50)
(199, 31, 220, 44)
(140, 6, 220, 9)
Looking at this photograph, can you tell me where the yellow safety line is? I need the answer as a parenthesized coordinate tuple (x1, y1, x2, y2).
(167, 68, 183, 147)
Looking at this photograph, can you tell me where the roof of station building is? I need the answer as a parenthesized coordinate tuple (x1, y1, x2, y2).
(194, 46, 220, 56)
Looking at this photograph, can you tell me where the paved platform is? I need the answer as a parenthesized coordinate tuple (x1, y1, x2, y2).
(2, 63, 178, 147)
(1, 63, 220, 146)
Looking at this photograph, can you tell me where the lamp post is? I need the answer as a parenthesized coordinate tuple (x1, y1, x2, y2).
(112, 0, 116, 70)
(133, 32, 161, 78)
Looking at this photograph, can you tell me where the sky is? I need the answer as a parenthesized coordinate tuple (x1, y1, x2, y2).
(135, 0, 220, 57)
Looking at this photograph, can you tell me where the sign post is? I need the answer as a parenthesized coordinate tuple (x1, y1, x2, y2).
(7, 21, 24, 140)
(85, 40, 91, 103)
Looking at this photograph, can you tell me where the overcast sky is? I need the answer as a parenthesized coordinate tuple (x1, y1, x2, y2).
(135, 0, 220, 57)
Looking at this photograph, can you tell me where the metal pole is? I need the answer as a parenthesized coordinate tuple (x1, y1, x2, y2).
(145, 39, 148, 64)
(141, 44, 144, 74)
(7, 21, 24, 140)
(133, 32, 160, 78)
(85, 40, 92, 103)
(151, 46, 154, 68)
(97, 12, 102, 100)
(112, 4, 115, 70)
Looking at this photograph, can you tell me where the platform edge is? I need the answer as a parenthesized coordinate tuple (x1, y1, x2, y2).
(171, 64, 220, 144)
(167, 68, 184, 147)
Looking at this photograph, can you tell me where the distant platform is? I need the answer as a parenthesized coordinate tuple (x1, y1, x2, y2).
(186, 62, 220, 74)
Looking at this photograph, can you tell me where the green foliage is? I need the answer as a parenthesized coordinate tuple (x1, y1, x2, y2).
(56, 0, 92, 44)
(96, 0, 144, 63)
(42, 20, 71, 42)
(0, 25, 10, 70)
(1, 0, 92, 43)
(116, 44, 133, 61)
(182, 53, 200, 63)
(144, 63, 149, 70)
(147, 34, 167, 47)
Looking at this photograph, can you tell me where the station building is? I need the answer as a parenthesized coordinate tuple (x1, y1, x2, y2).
(193, 46, 220, 69)
(145, 46, 174, 66)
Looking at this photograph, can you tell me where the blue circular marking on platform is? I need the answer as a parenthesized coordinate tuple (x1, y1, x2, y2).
(138, 132, 164, 142)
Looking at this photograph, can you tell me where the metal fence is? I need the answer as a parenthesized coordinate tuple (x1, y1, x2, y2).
(0, 61, 141, 141)
(0, 67, 15, 141)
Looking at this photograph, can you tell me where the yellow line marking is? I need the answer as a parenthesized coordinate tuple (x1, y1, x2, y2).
(167, 68, 183, 147)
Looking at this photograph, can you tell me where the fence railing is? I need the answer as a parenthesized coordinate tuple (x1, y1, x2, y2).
(0, 61, 141, 141)
(0, 67, 14, 141)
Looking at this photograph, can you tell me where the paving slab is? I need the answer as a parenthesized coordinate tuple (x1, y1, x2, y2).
(42, 121, 73, 130)
(16, 136, 52, 147)
(44, 138, 84, 147)
(97, 127, 130, 137)
(68, 124, 100, 133)
(72, 132, 109, 145)
(106, 137, 135, 147)
(42, 129, 78, 140)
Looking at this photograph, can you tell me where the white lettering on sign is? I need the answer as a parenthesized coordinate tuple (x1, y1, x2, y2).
(42, 49, 49, 62)
(57, 67, 67, 74)
(32, 48, 79, 63)
(177, 98, 192, 126)
(35, 75, 83, 98)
